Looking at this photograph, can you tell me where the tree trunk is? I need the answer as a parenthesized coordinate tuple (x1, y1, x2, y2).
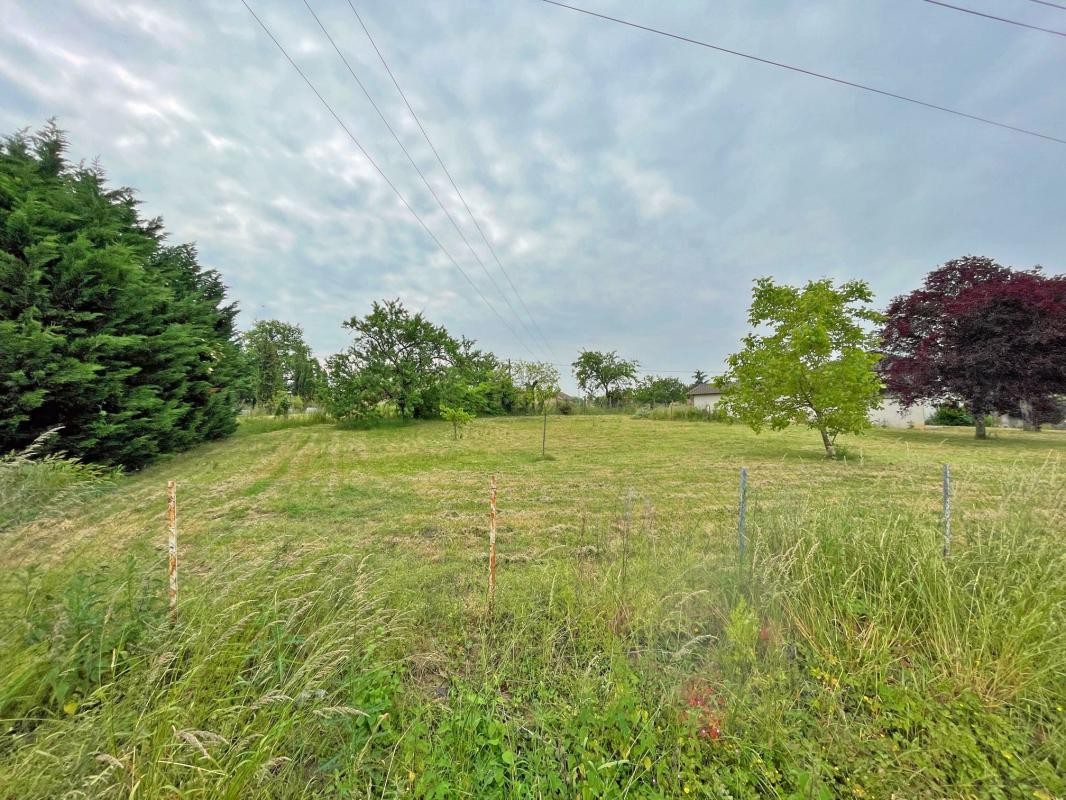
(975, 414, 987, 440)
(819, 427, 836, 458)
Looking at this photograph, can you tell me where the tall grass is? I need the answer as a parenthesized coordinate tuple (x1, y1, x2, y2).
(235, 411, 335, 437)
(0, 428, 116, 531)
(0, 552, 405, 798)
(633, 404, 729, 422)
(742, 497, 1066, 796)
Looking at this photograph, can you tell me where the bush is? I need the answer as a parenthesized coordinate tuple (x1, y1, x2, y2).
(928, 404, 974, 426)
(927, 405, 997, 428)
(440, 405, 475, 439)
(1, 558, 163, 718)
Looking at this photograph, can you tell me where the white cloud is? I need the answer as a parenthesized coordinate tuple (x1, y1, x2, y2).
(1, 0, 1062, 384)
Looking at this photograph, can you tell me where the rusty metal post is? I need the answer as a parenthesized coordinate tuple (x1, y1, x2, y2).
(488, 474, 498, 608)
(166, 480, 178, 625)
(942, 463, 951, 559)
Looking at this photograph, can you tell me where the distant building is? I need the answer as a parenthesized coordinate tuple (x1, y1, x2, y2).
(686, 382, 722, 411)
(869, 394, 933, 428)
(687, 382, 931, 428)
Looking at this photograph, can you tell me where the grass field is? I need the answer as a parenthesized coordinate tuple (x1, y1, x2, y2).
(1, 416, 1064, 798)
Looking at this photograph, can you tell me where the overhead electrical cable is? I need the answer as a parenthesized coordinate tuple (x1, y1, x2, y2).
(240, 0, 537, 358)
(924, 0, 1066, 36)
(1021, 0, 1066, 11)
(539, 0, 1066, 146)
(347, 0, 560, 360)
(303, 0, 548, 361)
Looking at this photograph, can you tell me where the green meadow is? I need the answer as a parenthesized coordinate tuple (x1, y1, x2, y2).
(1, 416, 1064, 798)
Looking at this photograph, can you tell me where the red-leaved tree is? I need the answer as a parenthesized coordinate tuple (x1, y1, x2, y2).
(880, 256, 1066, 438)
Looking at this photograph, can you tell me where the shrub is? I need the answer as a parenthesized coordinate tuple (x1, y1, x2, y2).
(440, 405, 475, 439)
(928, 404, 974, 426)
(271, 391, 292, 418)
(927, 405, 997, 428)
(1, 558, 164, 718)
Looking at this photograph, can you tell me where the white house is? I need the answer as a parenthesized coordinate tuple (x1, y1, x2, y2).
(686, 382, 722, 410)
(687, 382, 932, 428)
(869, 396, 933, 428)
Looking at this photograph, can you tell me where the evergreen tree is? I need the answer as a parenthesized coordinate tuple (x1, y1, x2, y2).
(0, 123, 243, 467)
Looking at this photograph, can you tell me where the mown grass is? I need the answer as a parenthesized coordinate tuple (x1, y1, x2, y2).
(1, 417, 1063, 798)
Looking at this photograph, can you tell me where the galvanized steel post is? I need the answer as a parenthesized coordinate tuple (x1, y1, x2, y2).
(488, 474, 498, 607)
(738, 467, 748, 562)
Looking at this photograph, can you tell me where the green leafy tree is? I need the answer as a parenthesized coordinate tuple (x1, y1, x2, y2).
(326, 300, 462, 420)
(438, 341, 518, 417)
(510, 361, 561, 413)
(572, 350, 638, 406)
(241, 319, 322, 408)
(0, 123, 243, 467)
(634, 376, 688, 406)
(440, 404, 474, 439)
(718, 278, 883, 457)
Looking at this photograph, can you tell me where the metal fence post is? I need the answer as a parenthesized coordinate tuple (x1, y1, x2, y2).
(488, 474, 498, 609)
(738, 467, 748, 562)
(942, 464, 951, 558)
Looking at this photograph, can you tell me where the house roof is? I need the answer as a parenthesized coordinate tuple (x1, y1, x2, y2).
(687, 382, 721, 396)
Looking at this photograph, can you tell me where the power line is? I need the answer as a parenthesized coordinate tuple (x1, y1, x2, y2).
(539, 0, 1066, 146)
(347, 0, 560, 360)
(1022, 0, 1066, 11)
(301, 0, 545, 361)
(239, 0, 536, 359)
(925, 0, 1066, 36)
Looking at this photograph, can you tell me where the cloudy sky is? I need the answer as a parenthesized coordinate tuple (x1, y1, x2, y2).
(2, 0, 1063, 389)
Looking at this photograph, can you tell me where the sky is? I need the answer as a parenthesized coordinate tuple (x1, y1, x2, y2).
(2, 0, 1064, 391)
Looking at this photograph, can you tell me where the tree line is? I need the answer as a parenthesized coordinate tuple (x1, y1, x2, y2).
(716, 258, 1066, 456)
(3, 124, 1063, 467)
